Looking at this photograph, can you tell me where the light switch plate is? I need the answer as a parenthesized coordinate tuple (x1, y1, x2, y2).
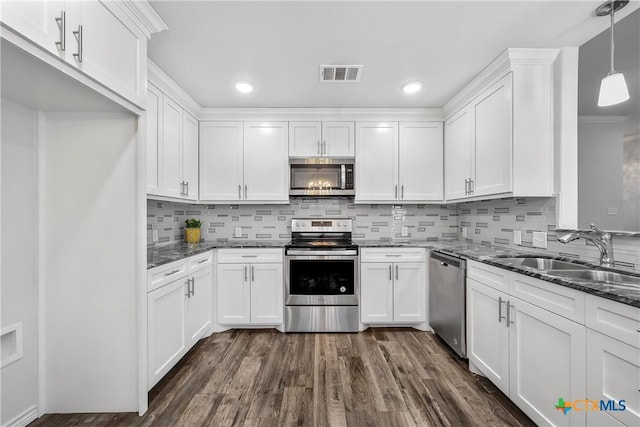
(401, 226, 409, 237)
(462, 227, 468, 238)
(152, 230, 158, 242)
(532, 231, 547, 248)
(235, 227, 242, 238)
(513, 230, 522, 245)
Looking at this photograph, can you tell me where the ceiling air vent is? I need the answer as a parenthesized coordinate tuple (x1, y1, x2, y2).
(320, 65, 362, 82)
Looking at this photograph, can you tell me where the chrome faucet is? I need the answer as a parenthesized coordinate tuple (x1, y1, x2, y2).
(557, 223, 614, 268)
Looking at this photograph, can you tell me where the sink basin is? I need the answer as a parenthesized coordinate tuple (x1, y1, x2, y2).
(496, 257, 590, 271)
(548, 270, 640, 286)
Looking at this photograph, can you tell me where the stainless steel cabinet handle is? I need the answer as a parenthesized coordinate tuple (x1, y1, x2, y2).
(244, 266, 248, 282)
(55, 11, 66, 51)
(395, 185, 398, 199)
(241, 255, 258, 258)
(386, 254, 401, 257)
(185, 280, 190, 297)
(506, 300, 514, 327)
(388, 265, 392, 281)
(464, 179, 469, 195)
(186, 181, 189, 197)
(180, 181, 185, 196)
(469, 179, 474, 195)
(197, 258, 208, 264)
(238, 185, 242, 200)
(190, 278, 195, 297)
(251, 266, 255, 282)
(401, 185, 404, 199)
(498, 296, 506, 323)
(164, 269, 180, 276)
(244, 185, 248, 199)
(317, 140, 321, 155)
(73, 25, 83, 62)
(323, 140, 327, 155)
(395, 265, 399, 280)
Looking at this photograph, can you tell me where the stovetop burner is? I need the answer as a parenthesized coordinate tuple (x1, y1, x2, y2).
(286, 218, 357, 252)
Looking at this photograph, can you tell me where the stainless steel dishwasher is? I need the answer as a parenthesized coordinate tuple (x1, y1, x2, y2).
(429, 250, 467, 358)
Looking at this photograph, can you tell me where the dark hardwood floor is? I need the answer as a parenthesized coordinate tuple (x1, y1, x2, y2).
(30, 329, 535, 427)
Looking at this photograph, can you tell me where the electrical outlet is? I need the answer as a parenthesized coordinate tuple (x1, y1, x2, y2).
(462, 227, 468, 238)
(235, 227, 242, 238)
(513, 230, 522, 245)
(401, 226, 409, 237)
(607, 207, 618, 215)
(532, 231, 547, 249)
(152, 230, 158, 242)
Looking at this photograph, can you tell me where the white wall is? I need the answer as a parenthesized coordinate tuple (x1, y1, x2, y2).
(42, 113, 139, 413)
(1, 100, 39, 426)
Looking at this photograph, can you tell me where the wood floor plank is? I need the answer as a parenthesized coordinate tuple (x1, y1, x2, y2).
(174, 393, 223, 427)
(278, 387, 313, 427)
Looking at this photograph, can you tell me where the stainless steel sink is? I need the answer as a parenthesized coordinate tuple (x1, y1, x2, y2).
(496, 257, 590, 271)
(548, 270, 640, 286)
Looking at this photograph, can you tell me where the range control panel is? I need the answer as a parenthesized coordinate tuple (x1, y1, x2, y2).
(291, 218, 353, 233)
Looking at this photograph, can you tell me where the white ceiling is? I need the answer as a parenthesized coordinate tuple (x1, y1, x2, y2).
(147, 0, 635, 109)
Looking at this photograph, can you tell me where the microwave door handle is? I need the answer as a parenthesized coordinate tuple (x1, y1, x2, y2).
(341, 164, 346, 189)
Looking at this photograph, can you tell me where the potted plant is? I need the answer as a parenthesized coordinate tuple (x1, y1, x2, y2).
(185, 218, 202, 243)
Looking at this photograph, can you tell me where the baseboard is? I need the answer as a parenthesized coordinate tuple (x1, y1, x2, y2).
(3, 405, 38, 427)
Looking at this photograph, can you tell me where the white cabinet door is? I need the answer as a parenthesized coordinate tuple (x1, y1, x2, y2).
(508, 296, 586, 427)
(160, 96, 183, 198)
(360, 262, 394, 323)
(355, 122, 398, 202)
(586, 329, 639, 427)
(186, 267, 212, 348)
(399, 122, 443, 202)
(250, 263, 283, 325)
(1, 1, 66, 57)
(243, 122, 289, 202)
(289, 122, 322, 157)
(146, 83, 162, 195)
(217, 263, 251, 325)
(473, 73, 512, 197)
(322, 122, 355, 157)
(393, 262, 426, 323)
(466, 278, 510, 395)
(76, 1, 143, 105)
(199, 122, 244, 202)
(182, 112, 199, 201)
(444, 107, 472, 200)
(148, 279, 187, 389)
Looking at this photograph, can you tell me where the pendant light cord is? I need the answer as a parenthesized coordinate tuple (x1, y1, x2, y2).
(609, 0, 616, 75)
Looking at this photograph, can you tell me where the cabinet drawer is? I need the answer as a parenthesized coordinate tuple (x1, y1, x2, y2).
(188, 251, 213, 273)
(361, 248, 426, 263)
(586, 295, 640, 348)
(467, 260, 508, 293)
(217, 248, 283, 264)
(148, 259, 188, 292)
(509, 273, 585, 324)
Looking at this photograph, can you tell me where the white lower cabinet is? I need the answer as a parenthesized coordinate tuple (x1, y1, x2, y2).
(147, 251, 213, 390)
(216, 249, 284, 326)
(360, 248, 426, 324)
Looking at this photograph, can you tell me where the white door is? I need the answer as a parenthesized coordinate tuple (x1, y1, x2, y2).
(586, 329, 639, 427)
(160, 96, 183, 198)
(243, 122, 289, 202)
(399, 122, 443, 202)
(1, 1, 66, 58)
(322, 122, 355, 157)
(216, 263, 250, 325)
(466, 278, 510, 395)
(182, 112, 199, 201)
(250, 263, 284, 325)
(508, 296, 586, 427)
(473, 73, 513, 197)
(444, 107, 472, 200)
(146, 84, 162, 195)
(360, 262, 394, 323)
(355, 122, 398, 202)
(289, 122, 322, 157)
(199, 122, 243, 202)
(186, 268, 212, 348)
(147, 279, 187, 389)
(393, 262, 426, 323)
(76, 1, 143, 105)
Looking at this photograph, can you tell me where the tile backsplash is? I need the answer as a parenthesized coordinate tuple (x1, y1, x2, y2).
(148, 196, 640, 270)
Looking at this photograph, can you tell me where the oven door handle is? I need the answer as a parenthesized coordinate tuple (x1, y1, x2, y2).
(286, 249, 358, 256)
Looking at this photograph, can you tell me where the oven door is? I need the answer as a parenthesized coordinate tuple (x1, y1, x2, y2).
(285, 251, 359, 306)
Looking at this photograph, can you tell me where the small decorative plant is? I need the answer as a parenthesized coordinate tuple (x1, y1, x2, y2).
(185, 219, 202, 243)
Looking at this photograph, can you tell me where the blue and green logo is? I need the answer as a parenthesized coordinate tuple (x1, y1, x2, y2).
(554, 397, 626, 415)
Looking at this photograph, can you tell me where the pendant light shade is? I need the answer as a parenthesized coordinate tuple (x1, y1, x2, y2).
(596, 0, 630, 107)
(598, 72, 630, 106)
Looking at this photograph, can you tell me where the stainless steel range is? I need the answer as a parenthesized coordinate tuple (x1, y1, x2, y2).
(285, 218, 359, 332)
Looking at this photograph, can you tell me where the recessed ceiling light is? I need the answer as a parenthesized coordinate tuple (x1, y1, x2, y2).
(402, 81, 423, 94)
(235, 81, 254, 94)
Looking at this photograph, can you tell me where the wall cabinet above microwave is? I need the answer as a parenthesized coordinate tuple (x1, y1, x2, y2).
(289, 122, 355, 158)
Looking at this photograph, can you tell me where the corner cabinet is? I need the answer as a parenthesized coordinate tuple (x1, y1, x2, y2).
(356, 122, 443, 203)
(288, 121, 355, 157)
(444, 49, 558, 202)
(200, 122, 289, 203)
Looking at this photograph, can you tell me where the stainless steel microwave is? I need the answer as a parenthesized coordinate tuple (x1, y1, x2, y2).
(289, 158, 355, 196)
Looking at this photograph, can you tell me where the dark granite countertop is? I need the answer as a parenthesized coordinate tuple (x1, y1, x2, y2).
(147, 240, 287, 269)
(356, 239, 639, 308)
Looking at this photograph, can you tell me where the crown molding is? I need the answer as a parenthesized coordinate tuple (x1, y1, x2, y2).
(198, 107, 443, 122)
(147, 60, 202, 117)
(118, 0, 168, 39)
(443, 48, 559, 118)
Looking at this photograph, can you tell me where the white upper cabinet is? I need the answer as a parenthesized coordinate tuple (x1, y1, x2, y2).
(161, 96, 184, 199)
(288, 121, 354, 157)
(1, 0, 147, 107)
(444, 108, 473, 200)
(146, 83, 162, 195)
(199, 122, 289, 203)
(182, 112, 199, 200)
(356, 121, 443, 203)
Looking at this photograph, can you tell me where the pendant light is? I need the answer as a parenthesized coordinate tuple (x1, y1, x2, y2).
(596, 0, 630, 107)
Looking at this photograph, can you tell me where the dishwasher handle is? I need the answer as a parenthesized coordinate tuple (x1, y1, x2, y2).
(430, 251, 466, 269)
